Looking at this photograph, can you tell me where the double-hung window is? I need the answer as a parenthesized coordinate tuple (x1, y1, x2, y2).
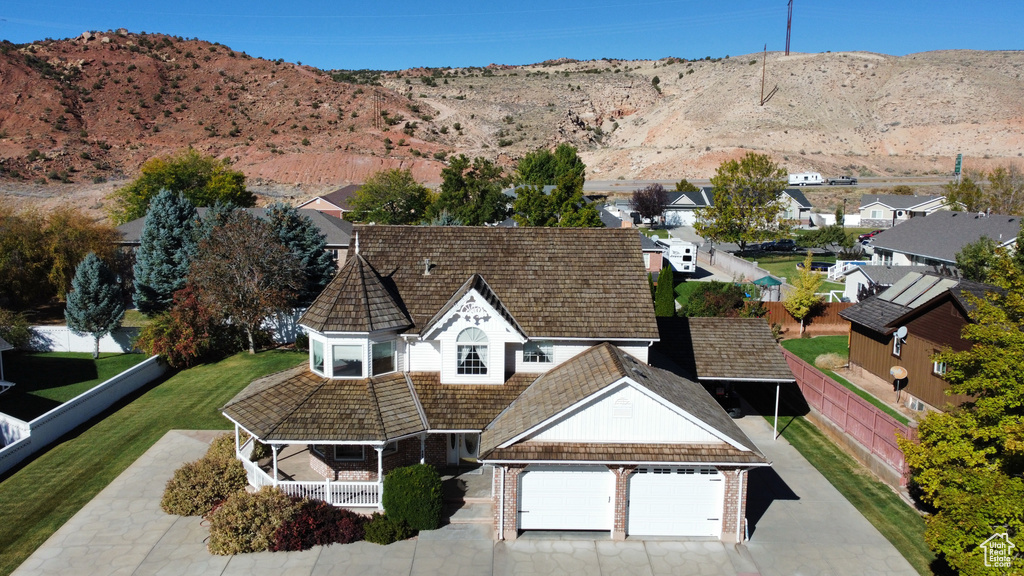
(457, 327, 488, 375)
(523, 341, 553, 363)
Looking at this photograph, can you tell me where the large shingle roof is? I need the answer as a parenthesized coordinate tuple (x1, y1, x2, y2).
(409, 372, 536, 430)
(300, 254, 411, 333)
(347, 226, 659, 340)
(871, 211, 1020, 263)
(222, 366, 424, 442)
(860, 194, 944, 210)
(116, 207, 353, 248)
(480, 343, 762, 458)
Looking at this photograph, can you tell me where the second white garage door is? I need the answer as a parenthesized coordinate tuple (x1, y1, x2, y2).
(518, 466, 613, 531)
(627, 467, 725, 537)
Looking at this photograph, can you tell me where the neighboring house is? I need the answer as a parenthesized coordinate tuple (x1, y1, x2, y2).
(296, 184, 361, 218)
(858, 194, 946, 229)
(662, 188, 812, 227)
(663, 188, 713, 227)
(115, 207, 353, 266)
(870, 211, 1019, 267)
(222, 226, 769, 542)
(0, 336, 13, 395)
(779, 188, 813, 223)
(839, 271, 994, 410)
(841, 265, 932, 302)
(640, 234, 666, 274)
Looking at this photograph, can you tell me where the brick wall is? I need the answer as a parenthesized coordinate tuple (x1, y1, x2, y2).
(493, 465, 526, 540)
(611, 466, 636, 540)
(307, 437, 438, 481)
(719, 467, 747, 543)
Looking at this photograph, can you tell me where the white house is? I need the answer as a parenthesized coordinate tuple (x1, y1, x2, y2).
(221, 226, 769, 542)
(870, 211, 1020, 267)
(858, 194, 947, 229)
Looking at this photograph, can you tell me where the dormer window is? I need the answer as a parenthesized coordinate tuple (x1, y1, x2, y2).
(372, 341, 396, 375)
(524, 341, 553, 363)
(457, 327, 488, 375)
(312, 340, 324, 375)
(333, 344, 363, 377)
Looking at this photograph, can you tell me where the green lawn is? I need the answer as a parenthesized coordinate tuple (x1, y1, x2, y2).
(781, 336, 910, 426)
(771, 415, 934, 575)
(1, 353, 148, 421)
(121, 309, 153, 328)
(642, 228, 669, 239)
(749, 253, 844, 292)
(0, 350, 305, 576)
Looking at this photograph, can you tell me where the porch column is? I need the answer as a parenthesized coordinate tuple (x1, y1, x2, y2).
(419, 433, 427, 464)
(233, 424, 239, 456)
(375, 446, 384, 510)
(272, 445, 279, 487)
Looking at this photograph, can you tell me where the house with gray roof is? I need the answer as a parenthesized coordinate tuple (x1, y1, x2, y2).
(839, 271, 995, 410)
(221, 226, 768, 542)
(662, 188, 812, 226)
(869, 211, 1020, 267)
(116, 207, 353, 265)
(296, 184, 361, 218)
(841, 265, 933, 302)
(858, 194, 947, 229)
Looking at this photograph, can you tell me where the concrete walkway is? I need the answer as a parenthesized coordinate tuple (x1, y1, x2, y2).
(14, 423, 918, 576)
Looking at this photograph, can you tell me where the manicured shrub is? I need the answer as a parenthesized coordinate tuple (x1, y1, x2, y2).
(250, 439, 271, 462)
(205, 433, 239, 462)
(381, 464, 442, 531)
(271, 500, 366, 551)
(363, 512, 414, 545)
(160, 456, 247, 516)
(207, 488, 300, 555)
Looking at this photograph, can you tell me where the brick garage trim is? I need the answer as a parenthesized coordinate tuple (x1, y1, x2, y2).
(719, 467, 748, 543)
(611, 465, 636, 541)
(493, 464, 526, 540)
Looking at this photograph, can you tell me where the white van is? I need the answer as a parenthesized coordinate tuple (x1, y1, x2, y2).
(788, 172, 823, 186)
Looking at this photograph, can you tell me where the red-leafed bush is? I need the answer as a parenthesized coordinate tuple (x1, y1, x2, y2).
(270, 500, 366, 551)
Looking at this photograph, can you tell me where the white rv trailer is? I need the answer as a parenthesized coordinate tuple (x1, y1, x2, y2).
(661, 238, 697, 274)
(788, 172, 824, 186)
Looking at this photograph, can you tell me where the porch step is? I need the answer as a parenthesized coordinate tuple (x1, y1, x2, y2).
(446, 500, 493, 525)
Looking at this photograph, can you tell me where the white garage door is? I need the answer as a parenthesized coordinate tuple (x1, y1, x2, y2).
(519, 466, 613, 531)
(628, 467, 724, 537)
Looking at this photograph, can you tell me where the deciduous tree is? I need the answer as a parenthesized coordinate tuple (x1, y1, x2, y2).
(348, 169, 431, 225)
(675, 179, 700, 193)
(190, 211, 302, 354)
(899, 247, 1024, 575)
(134, 190, 198, 315)
(985, 163, 1024, 215)
(109, 149, 254, 224)
(630, 184, 669, 223)
(943, 173, 985, 212)
(695, 152, 788, 252)
(798, 224, 853, 254)
(955, 236, 999, 283)
(430, 155, 509, 226)
(784, 252, 823, 334)
(65, 252, 125, 359)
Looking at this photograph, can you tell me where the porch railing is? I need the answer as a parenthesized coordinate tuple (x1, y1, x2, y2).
(236, 439, 380, 507)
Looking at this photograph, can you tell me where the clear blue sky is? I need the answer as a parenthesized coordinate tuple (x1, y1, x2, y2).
(2, 1, 1021, 70)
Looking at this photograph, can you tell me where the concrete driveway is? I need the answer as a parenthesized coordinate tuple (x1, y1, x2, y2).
(14, 420, 917, 576)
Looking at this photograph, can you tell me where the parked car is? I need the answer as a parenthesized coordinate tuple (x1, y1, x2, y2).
(827, 175, 858, 185)
(857, 229, 884, 241)
(797, 261, 832, 272)
(759, 239, 796, 252)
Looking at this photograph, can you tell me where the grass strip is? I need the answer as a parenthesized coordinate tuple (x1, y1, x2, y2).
(0, 350, 304, 576)
(772, 414, 935, 575)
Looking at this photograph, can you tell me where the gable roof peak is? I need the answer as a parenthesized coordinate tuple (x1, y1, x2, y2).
(299, 252, 411, 334)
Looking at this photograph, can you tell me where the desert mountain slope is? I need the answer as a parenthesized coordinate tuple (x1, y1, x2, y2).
(1, 32, 1022, 214)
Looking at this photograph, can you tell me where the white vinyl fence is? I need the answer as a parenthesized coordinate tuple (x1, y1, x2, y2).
(28, 326, 140, 353)
(0, 356, 165, 476)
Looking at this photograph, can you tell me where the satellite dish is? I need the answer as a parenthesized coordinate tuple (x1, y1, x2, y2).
(895, 326, 908, 339)
(890, 366, 908, 380)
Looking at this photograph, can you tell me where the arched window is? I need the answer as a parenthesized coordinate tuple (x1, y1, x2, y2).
(457, 327, 488, 375)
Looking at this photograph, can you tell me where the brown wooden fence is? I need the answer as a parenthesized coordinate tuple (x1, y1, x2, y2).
(782, 349, 917, 486)
(765, 301, 853, 336)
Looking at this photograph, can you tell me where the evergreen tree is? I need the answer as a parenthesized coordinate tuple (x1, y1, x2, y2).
(133, 190, 198, 315)
(266, 203, 336, 305)
(655, 266, 675, 317)
(65, 252, 125, 359)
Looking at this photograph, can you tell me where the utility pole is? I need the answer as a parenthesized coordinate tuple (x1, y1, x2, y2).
(785, 0, 793, 56)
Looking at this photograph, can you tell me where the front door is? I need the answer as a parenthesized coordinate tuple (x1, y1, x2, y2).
(446, 433, 480, 466)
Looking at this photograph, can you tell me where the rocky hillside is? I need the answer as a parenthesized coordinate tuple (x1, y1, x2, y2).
(1, 31, 1022, 216)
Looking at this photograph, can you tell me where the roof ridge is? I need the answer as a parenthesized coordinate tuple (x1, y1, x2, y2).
(404, 372, 430, 430)
(365, 376, 387, 441)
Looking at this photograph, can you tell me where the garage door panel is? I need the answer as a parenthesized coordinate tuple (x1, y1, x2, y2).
(519, 468, 613, 531)
(628, 467, 724, 537)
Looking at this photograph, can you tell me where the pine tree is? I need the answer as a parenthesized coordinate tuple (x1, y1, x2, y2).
(266, 203, 336, 305)
(134, 190, 198, 315)
(655, 266, 676, 317)
(66, 252, 125, 359)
